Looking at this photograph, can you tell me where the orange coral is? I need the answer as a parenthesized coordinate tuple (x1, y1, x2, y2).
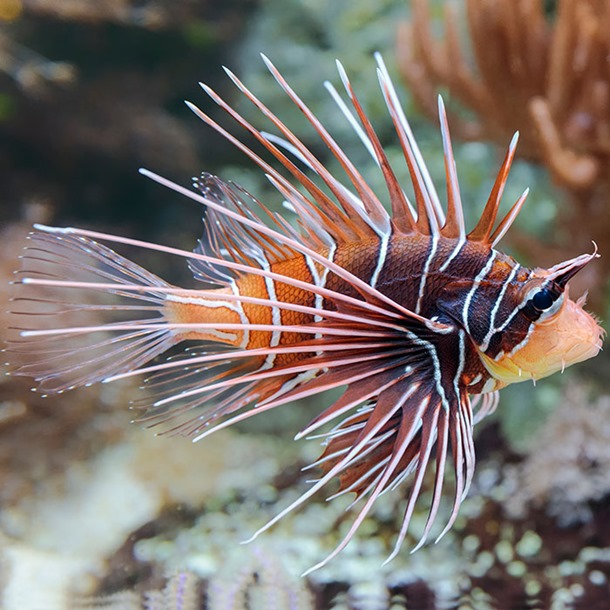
(398, 0, 610, 191)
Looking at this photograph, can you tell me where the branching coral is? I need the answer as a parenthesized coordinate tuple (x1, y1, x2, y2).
(399, 0, 610, 191)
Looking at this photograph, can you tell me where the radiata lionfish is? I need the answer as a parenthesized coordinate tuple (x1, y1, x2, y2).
(7, 54, 603, 572)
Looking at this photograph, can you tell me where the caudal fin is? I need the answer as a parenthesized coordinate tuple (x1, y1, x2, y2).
(7, 226, 178, 393)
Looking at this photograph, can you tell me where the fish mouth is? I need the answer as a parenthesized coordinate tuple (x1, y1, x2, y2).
(478, 296, 604, 385)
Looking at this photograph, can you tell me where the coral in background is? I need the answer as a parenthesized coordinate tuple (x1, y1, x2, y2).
(207, 547, 314, 610)
(507, 385, 610, 527)
(72, 571, 202, 610)
(398, 0, 610, 305)
(398, 0, 610, 189)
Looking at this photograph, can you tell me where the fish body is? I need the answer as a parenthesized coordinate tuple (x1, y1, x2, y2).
(166, 233, 492, 386)
(7, 54, 603, 572)
(167, 227, 596, 394)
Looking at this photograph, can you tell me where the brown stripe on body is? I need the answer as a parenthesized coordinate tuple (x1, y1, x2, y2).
(481, 265, 532, 359)
(464, 257, 527, 347)
(324, 237, 384, 302)
(483, 308, 535, 360)
(368, 233, 432, 310)
(415, 238, 494, 319)
(270, 254, 317, 367)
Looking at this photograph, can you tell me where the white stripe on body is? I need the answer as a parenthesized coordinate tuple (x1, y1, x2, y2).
(369, 233, 390, 289)
(479, 263, 520, 352)
(165, 292, 241, 343)
(462, 251, 497, 335)
(416, 234, 439, 314)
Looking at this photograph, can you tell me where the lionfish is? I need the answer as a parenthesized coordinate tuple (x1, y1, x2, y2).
(8, 54, 603, 573)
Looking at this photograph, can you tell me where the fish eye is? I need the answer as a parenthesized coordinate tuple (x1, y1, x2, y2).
(531, 288, 555, 311)
(522, 283, 564, 322)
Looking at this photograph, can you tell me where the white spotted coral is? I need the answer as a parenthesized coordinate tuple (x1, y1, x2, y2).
(511, 385, 610, 525)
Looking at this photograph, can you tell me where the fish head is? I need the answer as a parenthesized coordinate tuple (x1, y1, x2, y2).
(477, 249, 604, 386)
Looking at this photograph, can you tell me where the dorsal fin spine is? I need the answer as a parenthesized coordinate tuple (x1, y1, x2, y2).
(374, 54, 442, 236)
(259, 56, 389, 235)
(437, 96, 465, 239)
(188, 95, 365, 244)
(468, 132, 519, 244)
(489, 187, 529, 247)
(333, 60, 416, 235)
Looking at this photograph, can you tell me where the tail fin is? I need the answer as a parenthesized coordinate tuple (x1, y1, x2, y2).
(7, 226, 178, 393)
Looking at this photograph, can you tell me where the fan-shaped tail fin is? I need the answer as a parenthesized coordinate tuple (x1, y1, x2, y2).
(7, 227, 177, 393)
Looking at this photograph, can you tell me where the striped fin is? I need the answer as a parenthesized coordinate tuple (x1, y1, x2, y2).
(185, 54, 485, 248)
(374, 53, 444, 235)
(7, 230, 177, 393)
(188, 83, 374, 246)
(237, 330, 475, 574)
(437, 97, 465, 239)
(260, 55, 392, 238)
(189, 174, 298, 285)
(466, 131, 531, 247)
(326, 60, 415, 235)
(131, 338, 404, 439)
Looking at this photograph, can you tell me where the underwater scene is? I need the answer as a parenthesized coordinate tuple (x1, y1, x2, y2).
(1, 1, 610, 608)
